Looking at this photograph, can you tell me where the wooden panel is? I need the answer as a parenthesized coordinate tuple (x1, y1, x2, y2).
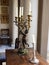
(1, 29, 9, 35)
(1, 7, 8, 14)
(1, 15, 9, 24)
(6, 49, 49, 65)
(0, 0, 1, 5)
(0, 29, 1, 34)
(0, 30, 1, 43)
(0, 0, 9, 5)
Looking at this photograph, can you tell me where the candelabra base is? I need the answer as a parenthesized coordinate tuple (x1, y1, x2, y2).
(17, 48, 28, 55)
(29, 57, 39, 64)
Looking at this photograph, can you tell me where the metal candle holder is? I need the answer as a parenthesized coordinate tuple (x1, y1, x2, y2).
(14, 15, 32, 54)
(15, 15, 32, 30)
(29, 43, 39, 64)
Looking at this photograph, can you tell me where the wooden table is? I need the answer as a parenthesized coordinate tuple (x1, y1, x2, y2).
(6, 49, 49, 65)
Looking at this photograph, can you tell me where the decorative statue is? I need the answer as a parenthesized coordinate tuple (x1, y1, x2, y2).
(15, 26, 29, 49)
(22, 29, 29, 48)
(15, 38, 20, 49)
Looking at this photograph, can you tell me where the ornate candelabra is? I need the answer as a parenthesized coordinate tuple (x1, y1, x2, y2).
(14, 11, 39, 64)
(14, 14, 32, 54)
(15, 15, 32, 30)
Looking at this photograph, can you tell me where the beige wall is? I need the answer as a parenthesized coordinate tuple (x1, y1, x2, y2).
(47, 1, 49, 53)
(37, 0, 49, 59)
(40, 0, 49, 59)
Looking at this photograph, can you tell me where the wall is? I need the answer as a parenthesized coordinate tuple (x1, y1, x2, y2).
(37, 0, 43, 53)
(28, 0, 38, 48)
(40, 0, 49, 59)
(47, 29, 49, 51)
(47, 2, 49, 52)
(12, 0, 18, 47)
(9, 0, 18, 47)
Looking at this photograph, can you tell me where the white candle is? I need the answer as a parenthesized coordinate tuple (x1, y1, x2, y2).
(32, 35, 36, 57)
(32, 35, 35, 44)
(15, 7, 18, 17)
(29, 1, 31, 15)
(19, 7, 21, 17)
(21, 7, 23, 16)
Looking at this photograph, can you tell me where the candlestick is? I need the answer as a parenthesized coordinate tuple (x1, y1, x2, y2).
(29, 11, 32, 15)
(29, 35, 39, 64)
(16, 7, 18, 17)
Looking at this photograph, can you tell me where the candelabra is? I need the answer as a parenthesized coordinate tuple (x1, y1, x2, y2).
(14, 13, 39, 63)
(15, 15, 32, 30)
(14, 14, 32, 54)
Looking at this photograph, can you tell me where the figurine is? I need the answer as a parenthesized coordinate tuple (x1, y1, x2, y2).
(22, 29, 29, 48)
(15, 38, 20, 49)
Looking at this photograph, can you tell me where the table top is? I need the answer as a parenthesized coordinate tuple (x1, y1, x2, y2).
(6, 49, 49, 65)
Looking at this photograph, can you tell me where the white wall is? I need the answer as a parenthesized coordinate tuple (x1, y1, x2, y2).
(28, 0, 38, 48)
(12, 0, 18, 46)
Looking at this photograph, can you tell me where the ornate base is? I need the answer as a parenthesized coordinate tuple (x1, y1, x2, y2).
(29, 57, 39, 64)
(17, 48, 28, 55)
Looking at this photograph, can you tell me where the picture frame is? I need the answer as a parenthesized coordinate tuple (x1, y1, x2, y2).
(1, 29, 9, 36)
(1, 0, 9, 5)
(1, 7, 8, 14)
(1, 15, 9, 24)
